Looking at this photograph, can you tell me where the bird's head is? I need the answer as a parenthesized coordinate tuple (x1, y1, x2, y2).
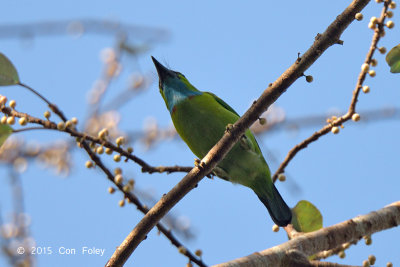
(151, 56, 200, 112)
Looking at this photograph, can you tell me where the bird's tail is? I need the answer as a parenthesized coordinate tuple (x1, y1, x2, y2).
(255, 183, 292, 227)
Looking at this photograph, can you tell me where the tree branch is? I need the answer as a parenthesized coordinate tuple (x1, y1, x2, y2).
(80, 139, 207, 267)
(1, 106, 194, 176)
(272, 0, 390, 182)
(0, 106, 206, 266)
(213, 201, 400, 267)
(105, 0, 372, 266)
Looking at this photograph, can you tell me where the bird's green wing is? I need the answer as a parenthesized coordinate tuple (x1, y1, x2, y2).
(205, 92, 263, 156)
(205, 92, 240, 117)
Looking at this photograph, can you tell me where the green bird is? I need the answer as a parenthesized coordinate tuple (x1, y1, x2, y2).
(152, 57, 292, 226)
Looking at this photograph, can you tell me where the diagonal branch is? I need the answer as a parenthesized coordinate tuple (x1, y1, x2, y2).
(80, 140, 207, 267)
(213, 201, 400, 267)
(272, 0, 391, 182)
(105, 0, 372, 266)
(0, 106, 205, 266)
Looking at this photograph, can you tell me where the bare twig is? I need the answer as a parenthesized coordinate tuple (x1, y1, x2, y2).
(213, 201, 400, 267)
(80, 140, 207, 267)
(0, 19, 169, 44)
(0, 109, 205, 266)
(105, 1, 372, 266)
(18, 82, 68, 122)
(1, 107, 193, 175)
(272, 0, 391, 182)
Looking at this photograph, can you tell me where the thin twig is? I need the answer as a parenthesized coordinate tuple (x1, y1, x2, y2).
(18, 82, 68, 122)
(0, 109, 205, 266)
(1, 107, 193, 175)
(105, 1, 372, 266)
(272, 0, 390, 182)
(12, 126, 46, 133)
(79, 140, 207, 267)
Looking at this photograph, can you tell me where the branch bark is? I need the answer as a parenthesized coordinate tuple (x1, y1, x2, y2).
(214, 201, 400, 267)
(272, 0, 391, 182)
(106, 0, 371, 266)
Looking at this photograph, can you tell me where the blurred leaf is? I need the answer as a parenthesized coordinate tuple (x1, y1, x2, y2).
(0, 124, 12, 147)
(291, 200, 322, 233)
(386, 44, 400, 73)
(0, 53, 20, 85)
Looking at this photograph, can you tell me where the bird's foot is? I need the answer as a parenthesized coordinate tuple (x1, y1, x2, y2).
(225, 123, 234, 133)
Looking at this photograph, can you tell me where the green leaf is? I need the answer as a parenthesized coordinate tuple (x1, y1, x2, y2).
(386, 44, 400, 73)
(0, 53, 20, 85)
(291, 200, 323, 233)
(0, 124, 12, 147)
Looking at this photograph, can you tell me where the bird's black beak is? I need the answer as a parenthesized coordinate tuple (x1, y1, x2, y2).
(151, 56, 173, 84)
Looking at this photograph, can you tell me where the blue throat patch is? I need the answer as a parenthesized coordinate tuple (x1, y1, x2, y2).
(164, 83, 202, 113)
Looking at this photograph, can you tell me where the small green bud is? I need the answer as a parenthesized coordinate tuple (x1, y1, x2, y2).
(195, 249, 202, 257)
(44, 111, 51, 119)
(338, 251, 345, 259)
(105, 147, 112, 155)
(368, 255, 376, 265)
(178, 246, 187, 254)
(18, 117, 27, 126)
(96, 146, 104, 154)
(57, 122, 66, 130)
(114, 174, 123, 184)
(368, 70, 376, 77)
(364, 235, 372, 245)
(0, 95, 8, 106)
(65, 120, 73, 128)
(361, 63, 370, 73)
(368, 22, 376, 29)
(362, 85, 370, 93)
(352, 113, 360, 122)
(116, 136, 126, 146)
(71, 117, 78, 125)
(98, 128, 109, 140)
(1, 116, 7, 124)
(108, 187, 115, 194)
(331, 126, 339, 134)
(114, 154, 121, 162)
(7, 116, 15, 125)
(114, 168, 122, 175)
(9, 100, 16, 109)
(386, 20, 395, 28)
(305, 75, 313, 83)
(85, 160, 94, 168)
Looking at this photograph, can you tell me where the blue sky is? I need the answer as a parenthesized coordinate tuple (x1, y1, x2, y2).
(0, 1, 399, 266)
